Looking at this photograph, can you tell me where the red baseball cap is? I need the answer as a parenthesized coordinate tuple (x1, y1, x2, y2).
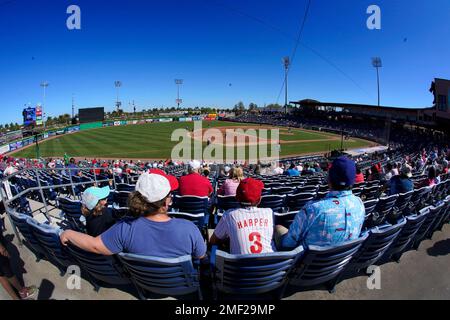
(149, 168, 179, 191)
(236, 178, 264, 205)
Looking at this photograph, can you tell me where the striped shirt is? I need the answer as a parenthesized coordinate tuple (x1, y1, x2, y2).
(214, 207, 275, 255)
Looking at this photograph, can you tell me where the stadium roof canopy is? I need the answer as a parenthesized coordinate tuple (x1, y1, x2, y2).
(290, 99, 435, 124)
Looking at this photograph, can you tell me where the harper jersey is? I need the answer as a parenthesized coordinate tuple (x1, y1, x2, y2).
(213, 207, 276, 255)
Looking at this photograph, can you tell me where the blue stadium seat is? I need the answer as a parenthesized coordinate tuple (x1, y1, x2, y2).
(425, 202, 447, 239)
(411, 205, 442, 250)
(274, 211, 298, 227)
(388, 190, 414, 222)
(369, 194, 399, 226)
(216, 195, 241, 212)
(436, 196, 450, 230)
(409, 187, 432, 213)
(285, 192, 316, 212)
(171, 195, 210, 231)
(57, 197, 84, 232)
(26, 219, 74, 275)
(289, 234, 368, 293)
(210, 245, 303, 299)
(113, 191, 131, 208)
(66, 244, 131, 292)
(362, 199, 379, 228)
(168, 212, 209, 231)
(116, 183, 135, 192)
(343, 217, 406, 274)
(9, 211, 47, 261)
(258, 195, 286, 213)
(296, 185, 319, 194)
(381, 211, 428, 263)
(271, 187, 296, 196)
(118, 253, 202, 300)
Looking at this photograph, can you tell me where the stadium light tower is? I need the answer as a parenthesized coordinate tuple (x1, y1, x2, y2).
(175, 79, 183, 109)
(115, 81, 122, 112)
(40, 82, 49, 130)
(283, 57, 290, 114)
(372, 57, 382, 106)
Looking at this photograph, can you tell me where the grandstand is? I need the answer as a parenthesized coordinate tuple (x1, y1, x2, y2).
(1, 112, 449, 300)
(1, 0, 449, 303)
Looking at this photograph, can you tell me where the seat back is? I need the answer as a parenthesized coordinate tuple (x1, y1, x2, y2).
(286, 193, 316, 211)
(371, 194, 399, 225)
(363, 199, 379, 221)
(392, 190, 414, 214)
(116, 183, 135, 192)
(66, 244, 131, 286)
(426, 202, 447, 237)
(9, 211, 47, 257)
(114, 191, 131, 208)
(172, 195, 209, 215)
(346, 218, 406, 272)
(383, 210, 429, 261)
(296, 185, 319, 194)
(410, 187, 431, 210)
(290, 235, 368, 288)
(362, 186, 380, 200)
(118, 253, 201, 298)
(168, 212, 207, 229)
(27, 219, 73, 269)
(271, 187, 296, 196)
(217, 195, 241, 212)
(212, 246, 303, 296)
(58, 197, 82, 217)
(411, 205, 440, 249)
(274, 211, 298, 227)
(258, 195, 286, 213)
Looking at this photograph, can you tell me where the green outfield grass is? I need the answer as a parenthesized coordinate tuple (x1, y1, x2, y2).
(11, 121, 374, 159)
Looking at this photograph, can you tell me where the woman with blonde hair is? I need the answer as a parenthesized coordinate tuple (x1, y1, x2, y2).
(218, 167, 244, 196)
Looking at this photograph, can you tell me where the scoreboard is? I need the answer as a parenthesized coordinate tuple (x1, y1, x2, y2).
(78, 107, 105, 124)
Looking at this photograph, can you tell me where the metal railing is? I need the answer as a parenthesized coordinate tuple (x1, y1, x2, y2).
(0, 167, 117, 245)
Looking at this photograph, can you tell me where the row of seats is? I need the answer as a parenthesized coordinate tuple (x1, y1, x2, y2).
(8, 196, 450, 299)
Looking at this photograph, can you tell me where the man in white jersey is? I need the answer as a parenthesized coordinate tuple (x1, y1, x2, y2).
(210, 178, 276, 254)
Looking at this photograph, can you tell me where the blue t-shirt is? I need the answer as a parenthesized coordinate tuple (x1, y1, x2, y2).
(286, 168, 300, 177)
(101, 217, 206, 259)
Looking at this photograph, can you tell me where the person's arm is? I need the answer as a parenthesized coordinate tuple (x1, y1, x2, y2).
(60, 230, 113, 255)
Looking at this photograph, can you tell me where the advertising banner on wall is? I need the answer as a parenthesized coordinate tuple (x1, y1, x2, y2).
(158, 118, 173, 122)
(35, 106, 43, 126)
(22, 138, 34, 147)
(114, 121, 121, 126)
(0, 144, 10, 155)
(67, 126, 80, 133)
(43, 133, 49, 139)
(9, 141, 23, 151)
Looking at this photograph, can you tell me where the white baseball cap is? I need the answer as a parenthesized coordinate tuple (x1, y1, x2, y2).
(135, 173, 171, 203)
(224, 166, 231, 173)
(189, 160, 201, 170)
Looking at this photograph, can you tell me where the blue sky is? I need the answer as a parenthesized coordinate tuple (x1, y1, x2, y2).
(0, 0, 449, 124)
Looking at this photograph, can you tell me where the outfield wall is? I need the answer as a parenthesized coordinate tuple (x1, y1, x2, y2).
(0, 116, 217, 156)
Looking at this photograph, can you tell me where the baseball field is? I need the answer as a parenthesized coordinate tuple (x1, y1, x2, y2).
(11, 121, 375, 160)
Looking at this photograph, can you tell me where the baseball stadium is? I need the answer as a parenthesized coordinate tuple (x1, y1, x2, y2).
(0, 0, 449, 308)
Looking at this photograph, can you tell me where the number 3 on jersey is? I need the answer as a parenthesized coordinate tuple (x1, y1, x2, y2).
(249, 232, 263, 254)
